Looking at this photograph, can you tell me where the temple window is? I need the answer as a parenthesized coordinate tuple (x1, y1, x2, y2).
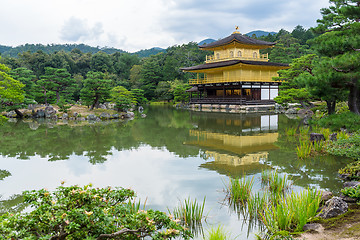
(253, 52, 257, 58)
(237, 51, 242, 57)
(216, 53, 220, 59)
(229, 51, 234, 58)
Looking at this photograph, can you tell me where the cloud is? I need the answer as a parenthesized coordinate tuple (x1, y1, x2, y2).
(60, 17, 104, 42)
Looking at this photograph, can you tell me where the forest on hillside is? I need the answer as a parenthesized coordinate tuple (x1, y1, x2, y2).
(1, 0, 359, 117)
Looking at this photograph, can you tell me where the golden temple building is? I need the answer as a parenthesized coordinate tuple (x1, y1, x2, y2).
(182, 29, 289, 105)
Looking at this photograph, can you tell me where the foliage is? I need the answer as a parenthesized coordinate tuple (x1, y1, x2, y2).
(339, 161, 360, 179)
(173, 84, 191, 103)
(0, 58, 25, 114)
(225, 177, 254, 206)
(326, 133, 360, 160)
(204, 225, 234, 240)
(314, 112, 360, 132)
(341, 185, 360, 202)
(311, 0, 360, 114)
(57, 97, 72, 113)
(80, 71, 112, 110)
(260, 189, 321, 233)
(261, 170, 292, 194)
(296, 140, 313, 159)
(171, 197, 206, 234)
(131, 89, 148, 106)
(109, 86, 134, 112)
(0, 184, 191, 239)
(274, 88, 311, 107)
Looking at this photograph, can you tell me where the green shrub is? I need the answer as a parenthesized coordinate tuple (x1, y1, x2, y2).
(339, 161, 360, 179)
(0, 184, 191, 239)
(326, 133, 360, 160)
(341, 185, 360, 202)
(314, 112, 360, 132)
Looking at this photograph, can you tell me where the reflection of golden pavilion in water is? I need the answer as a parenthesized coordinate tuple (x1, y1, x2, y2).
(185, 114, 278, 175)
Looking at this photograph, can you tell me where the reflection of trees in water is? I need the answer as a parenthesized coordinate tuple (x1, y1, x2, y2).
(0, 106, 201, 163)
(0, 194, 27, 215)
(0, 170, 11, 181)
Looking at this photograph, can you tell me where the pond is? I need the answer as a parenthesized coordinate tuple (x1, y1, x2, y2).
(0, 106, 351, 239)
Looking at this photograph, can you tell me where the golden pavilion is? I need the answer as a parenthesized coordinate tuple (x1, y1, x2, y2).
(182, 29, 289, 105)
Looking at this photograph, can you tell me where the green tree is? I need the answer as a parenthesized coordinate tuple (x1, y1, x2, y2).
(91, 51, 114, 73)
(0, 184, 191, 239)
(80, 71, 112, 110)
(109, 86, 134, 112)
(10, 67, 37, 104)
(311, 0, 360, 114)
(0, 59, 25, 118)
(38, 67, 76, 104)
(130, 89, 148, 106)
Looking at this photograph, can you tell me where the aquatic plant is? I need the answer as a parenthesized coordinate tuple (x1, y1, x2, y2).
(225, 176, 254, 206)
(261, 170, 292, 194)
(296, 139, 312, 159)
(204, 225, 235, 240)
(312, 139, 325, 152)
(260, 189, 321, 233)
(285, 127, 296, 136)
(171, 196, 206, 234)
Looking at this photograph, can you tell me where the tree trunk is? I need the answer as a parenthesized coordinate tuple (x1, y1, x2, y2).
(56, 91, 60, 104)
(348, 79, 360, 115)
(90, 96, 99, 110)
(326, 100, 336, 115)
(14, 108, 24, 118)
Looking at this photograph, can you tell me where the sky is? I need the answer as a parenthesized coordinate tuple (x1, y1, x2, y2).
(1, 0, 330, 53)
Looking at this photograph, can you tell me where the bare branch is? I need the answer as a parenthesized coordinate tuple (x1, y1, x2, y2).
(332, 66, 351, 73)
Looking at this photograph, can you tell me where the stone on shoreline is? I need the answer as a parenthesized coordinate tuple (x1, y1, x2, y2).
(317, 197, 348, 219)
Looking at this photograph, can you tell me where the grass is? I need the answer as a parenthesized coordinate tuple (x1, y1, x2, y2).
(296, 139, 313, 159)
(260, 189, 321, 233)
(261, 170, 292, 194)
(171, 197, 206, 234)
(285, 127, 297, 136)
(225, 176, 254, 206)
(204, 225, 234, 240)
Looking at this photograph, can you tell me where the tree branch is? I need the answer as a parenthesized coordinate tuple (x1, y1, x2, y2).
(332, 66, 351, 73)
(97, 228, 147, 240)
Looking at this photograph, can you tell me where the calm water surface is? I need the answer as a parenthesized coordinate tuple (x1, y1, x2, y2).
(0, 106, 350, 239)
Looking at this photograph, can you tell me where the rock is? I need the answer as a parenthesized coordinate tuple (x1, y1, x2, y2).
(303, 223, 322, 232)
(73, 112, 78, 118)
(99, 112, 111, 119)
(62, 113, 68, 119)
(87, 114, 97, 121)
(98, 104, 107, 109)
(141, 114, 147, 118)
(44, 105, 56, 118)
(321, 191, 333, 203)
(69, 117, 75, 121)
(28, 121, 40, 130)
(138, 106, 144, 112)
(317, 197, 348, 219)
(111, 114, 119, 119)
(298, 109, 314, 116)
(123, 111, 135, 118)
(339, 173, 352, 181)
(285, 108, 298, 114)
(77, 117, 86, 121)
(310, 133, 325, 142)
(6, 110, 17, 118)
(343, 181, 360, 189)
(95, 117, 101, 122)
(36, 109, 45, 118)
(340, 194, 357, 203)
(329, 133, 337, 141)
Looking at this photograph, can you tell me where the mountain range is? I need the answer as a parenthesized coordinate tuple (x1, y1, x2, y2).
(0, 30, 276, 58)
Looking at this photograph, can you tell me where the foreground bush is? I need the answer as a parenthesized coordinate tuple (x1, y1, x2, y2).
(314, 112, 360, 132)
(0, 184, 191, 239)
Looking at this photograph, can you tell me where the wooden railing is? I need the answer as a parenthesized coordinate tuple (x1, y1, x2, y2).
(206, 54, 268, 63)
(188, 76, 278, 85)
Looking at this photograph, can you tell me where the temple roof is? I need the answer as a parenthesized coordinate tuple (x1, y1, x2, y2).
(181, 60, 289, 71)
(199, 33, 275, 49)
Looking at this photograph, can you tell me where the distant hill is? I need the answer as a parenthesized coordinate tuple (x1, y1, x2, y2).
(198, 39, 216, 46)
(0, 43, 127, 57)
(133, 47, 166, 58)
(246, 30, 277, 38)
(198, 30, 277, 46)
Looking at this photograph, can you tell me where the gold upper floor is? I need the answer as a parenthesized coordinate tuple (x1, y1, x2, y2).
(204, 42, 269, 63)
